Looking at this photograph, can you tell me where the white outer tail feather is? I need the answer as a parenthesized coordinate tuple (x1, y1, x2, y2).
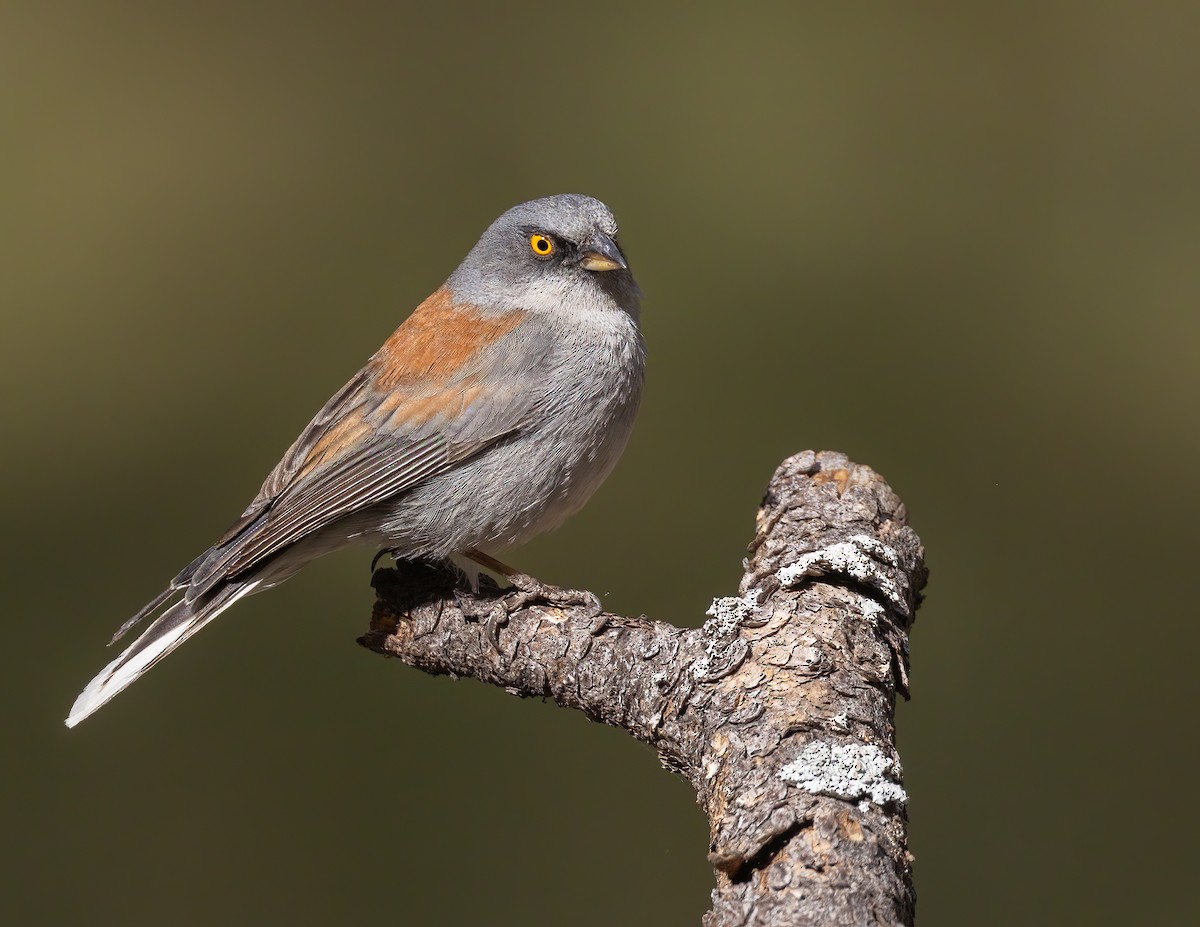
(65, 581, 261, 728)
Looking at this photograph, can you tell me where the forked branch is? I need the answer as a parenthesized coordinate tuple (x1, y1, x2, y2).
(359, 450, 927, 927)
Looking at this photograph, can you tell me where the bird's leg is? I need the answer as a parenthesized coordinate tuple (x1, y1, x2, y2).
(463, 548, 603, 619)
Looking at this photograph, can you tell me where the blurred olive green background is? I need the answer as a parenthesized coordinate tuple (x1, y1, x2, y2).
(4, 2, 1197, 924)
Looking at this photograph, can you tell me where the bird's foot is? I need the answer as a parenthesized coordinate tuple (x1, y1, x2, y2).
(456, 548, 604, 651)
(463, 547, 602, 618)
(466, 577, 600, 652)
(497, 573, 603, 619)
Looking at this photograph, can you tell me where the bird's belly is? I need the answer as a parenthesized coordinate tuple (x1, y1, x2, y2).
(378, 389, 640, 557)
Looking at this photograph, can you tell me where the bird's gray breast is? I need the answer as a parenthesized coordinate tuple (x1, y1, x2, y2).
(380, 302, 645, 557)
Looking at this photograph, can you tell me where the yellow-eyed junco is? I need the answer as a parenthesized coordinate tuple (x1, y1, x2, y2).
(67, 194, 644, 727)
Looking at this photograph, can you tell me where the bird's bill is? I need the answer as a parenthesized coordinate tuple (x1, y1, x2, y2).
(579, 234, 627, 272)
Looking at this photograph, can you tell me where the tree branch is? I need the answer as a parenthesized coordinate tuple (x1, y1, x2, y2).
(359, 450, 927, 926)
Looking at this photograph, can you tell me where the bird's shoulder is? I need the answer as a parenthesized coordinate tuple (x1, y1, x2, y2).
(214, 288, 535, 545)
(367, 287, 528, 388)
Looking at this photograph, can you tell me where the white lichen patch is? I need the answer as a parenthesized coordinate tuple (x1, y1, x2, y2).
(777, 535, 904, 609)
(706, 591, 762, 626)
(779, 740, 907, 806)
(858, 598, 884, 625)
(691, 591, 760, 679)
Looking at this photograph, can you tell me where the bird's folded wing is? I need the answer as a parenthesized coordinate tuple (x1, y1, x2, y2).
(185, 302, 544, 595)
(217, 425, 520, 585)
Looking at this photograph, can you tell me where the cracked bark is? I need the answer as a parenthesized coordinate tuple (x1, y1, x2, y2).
(359, 450, 928, 926)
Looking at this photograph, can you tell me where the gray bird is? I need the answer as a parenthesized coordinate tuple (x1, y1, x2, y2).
(67, 193, 644, 727)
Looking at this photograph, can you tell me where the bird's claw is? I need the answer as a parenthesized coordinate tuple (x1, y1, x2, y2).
(454, 573, 603, 652)
(370, 547, 399, 572)
(446, 584, 506, 652)
(500, 576, 603, 620)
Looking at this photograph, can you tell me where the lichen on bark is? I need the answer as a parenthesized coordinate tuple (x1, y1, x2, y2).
(359, 450, 927, 926)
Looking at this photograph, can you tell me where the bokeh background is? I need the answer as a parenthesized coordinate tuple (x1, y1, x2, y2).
(4, 3, 1197, 924)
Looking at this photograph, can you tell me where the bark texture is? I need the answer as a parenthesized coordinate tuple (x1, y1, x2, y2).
(359, 450, 927, 926)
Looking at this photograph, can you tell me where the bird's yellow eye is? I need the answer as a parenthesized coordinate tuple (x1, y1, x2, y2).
(529, 233, 554, 257)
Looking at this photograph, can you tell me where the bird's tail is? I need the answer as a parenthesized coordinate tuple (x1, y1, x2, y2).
(65, 579, 261, 728)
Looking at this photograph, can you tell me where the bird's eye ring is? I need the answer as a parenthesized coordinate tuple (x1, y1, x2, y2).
(529, 233, 555, 258)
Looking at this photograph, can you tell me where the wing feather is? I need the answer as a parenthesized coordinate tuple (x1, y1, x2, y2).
(184, 293, 543, 592)
(215, 433, 448, 580)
